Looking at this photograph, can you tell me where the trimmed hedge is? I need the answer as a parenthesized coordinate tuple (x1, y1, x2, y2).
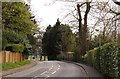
(84, 42, 120, 78)
(5, 44, 24, 53)
(2, 37, 8, 50)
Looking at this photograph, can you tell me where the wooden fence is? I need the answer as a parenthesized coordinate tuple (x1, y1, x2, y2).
(0, 51, 26, 63)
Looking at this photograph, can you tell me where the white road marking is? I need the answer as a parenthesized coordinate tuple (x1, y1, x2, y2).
(41, 64, 60, 77)
(58, 65, 60, 68)
(49, 65, 53, 70)
(52, 71, 56, 74)
(41, 71, 47, 75)
(44, 75, 50, 79)
(57, 67, 60, 70)
(34, 76, 37, 78)
(32, 76, 37, 79)
(57, 65, 60, 70)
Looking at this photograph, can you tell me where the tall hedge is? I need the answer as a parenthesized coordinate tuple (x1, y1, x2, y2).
(5, 44, 24, 53)
(2, 37, 8, 50)
(84, 42, 120, 79)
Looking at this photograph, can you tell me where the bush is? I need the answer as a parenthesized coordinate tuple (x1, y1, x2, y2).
(84, 42, 120, 79)
(5, 44, 24, 52)
(2, 37, 8, 50)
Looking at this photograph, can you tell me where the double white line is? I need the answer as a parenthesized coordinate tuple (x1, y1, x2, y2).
(41, 64, 60, 76)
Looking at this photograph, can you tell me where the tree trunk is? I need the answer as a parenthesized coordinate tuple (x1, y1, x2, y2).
(77, 4, 83, 59)
(77, 2, 91, 59)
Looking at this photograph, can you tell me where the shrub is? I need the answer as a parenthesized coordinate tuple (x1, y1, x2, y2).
(5, 44, 24, 52)
(84, 42, 120, 79)
(2, 37, 8, 50)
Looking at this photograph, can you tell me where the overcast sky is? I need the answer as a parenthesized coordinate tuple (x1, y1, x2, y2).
(29, 0, 120, 32)
(30, 0, 73, 31)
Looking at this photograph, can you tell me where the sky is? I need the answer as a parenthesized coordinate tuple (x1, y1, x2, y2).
(30, 0, 73, 31)
(29, 0, 120, 33)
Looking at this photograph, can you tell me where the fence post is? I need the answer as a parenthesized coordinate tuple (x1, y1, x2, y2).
(9, 51, 10, 62)
(0, 52, 2, 63)
(12, 52, 14, 63)
(2, 51, 6, 63)
(6, 51, 9, 63)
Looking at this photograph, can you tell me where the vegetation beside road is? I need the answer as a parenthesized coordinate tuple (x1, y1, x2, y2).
(42, 19, 76, 60)
(2, 1, 40, 64)
(1, 60, 30, 71)
(84, 42, 120, 78)
(1, 0, 120, 79)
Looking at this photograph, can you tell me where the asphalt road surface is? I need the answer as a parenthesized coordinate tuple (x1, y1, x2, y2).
(4, 61, 88, 79)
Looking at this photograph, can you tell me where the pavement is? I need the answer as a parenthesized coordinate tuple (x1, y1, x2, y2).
(63, 61, 103, 78)
(1, 61, 104, 79)
(75, 63, 103, 77)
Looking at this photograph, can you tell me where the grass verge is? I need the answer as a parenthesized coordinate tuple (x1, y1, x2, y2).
(1, 60, 31, 71)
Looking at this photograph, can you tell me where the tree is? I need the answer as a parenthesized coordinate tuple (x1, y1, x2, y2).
(89, 34, 112, 50)
(42, 25, 53, 59)
(2, 2, 37, 34)
(60, 24, 75, 53)
(42, 19, 75, 60)
(62, 0, 119, 54)
(2, 2, 38, 55)
(113, 0, 120, 6)
(76, 2, 91, 59)
(42, 0, 120, 61)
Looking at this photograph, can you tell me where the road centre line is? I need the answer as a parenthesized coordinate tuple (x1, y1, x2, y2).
(52, 71, 56, 74)
(32, 76, 37, 79)
(57, 64, 60, 70)
(51, 64, 60, 75)
(41, 65, 54, 75)
(41, 64, 60, 76)
(41, 71, 47, 75)
(58, 65, 60, 68)
(57, 67, 60, 70)
(49, 65, 53, 70)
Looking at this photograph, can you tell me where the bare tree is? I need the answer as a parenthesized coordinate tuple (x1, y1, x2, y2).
(44, 0, 120, 58)
(76, 2, 91, 58)
(113, 0, 120, 6)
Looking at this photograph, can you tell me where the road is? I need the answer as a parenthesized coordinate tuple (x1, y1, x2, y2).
(3, 61, 87, 79)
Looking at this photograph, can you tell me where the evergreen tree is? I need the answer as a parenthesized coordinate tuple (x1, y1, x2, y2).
(2, 2, 38, 54)
(42, 19, 75, 60)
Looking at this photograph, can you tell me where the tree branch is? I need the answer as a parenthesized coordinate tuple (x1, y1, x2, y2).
(113, 0, 120, 6)
(84, 2, 91, 27)
(110, 9, 120, 15)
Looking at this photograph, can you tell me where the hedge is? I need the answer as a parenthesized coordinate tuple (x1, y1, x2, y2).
(5, 44, 24, 53)
(2, 37, 8, 50)
(84, 42, 120, 79)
